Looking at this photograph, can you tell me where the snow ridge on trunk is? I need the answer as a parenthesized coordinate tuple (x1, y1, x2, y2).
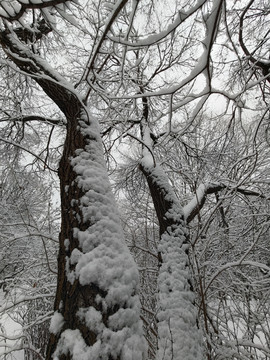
(158, 208, 202, 360)
(140, 157, 203, 360)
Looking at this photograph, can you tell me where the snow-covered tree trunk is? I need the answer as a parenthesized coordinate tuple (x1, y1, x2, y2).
(139, 129, 203, 360)
(47, 107, 145, 360)
(0, 26, 145, 360)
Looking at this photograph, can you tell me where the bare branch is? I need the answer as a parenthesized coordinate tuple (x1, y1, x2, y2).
(82, 0, 129, 85)
(239, 0, 270, 82)
(0, 136, 57, 172)
(0, 115, 65, 125)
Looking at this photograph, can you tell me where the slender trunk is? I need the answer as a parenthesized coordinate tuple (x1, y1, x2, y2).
(140, 160, 203, 360)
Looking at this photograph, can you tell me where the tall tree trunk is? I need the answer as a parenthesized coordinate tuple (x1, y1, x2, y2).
(140, 157, 203, 360)
(46, 106, 145, 360)
(0, 28, 145, 360)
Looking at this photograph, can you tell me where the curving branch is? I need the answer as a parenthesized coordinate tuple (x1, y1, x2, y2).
(239, 0, 270, 82)
(109, 0, 207, 48)
(0, 0, 72, 22)
(184, 182, 270, 224)
(108, 0, 223, 100)
(0, 26, 82, 118)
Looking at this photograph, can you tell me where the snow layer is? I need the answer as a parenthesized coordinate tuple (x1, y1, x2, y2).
(157, 225, 203, 360)
(110, 0, 206, 47)
(183, 183, 207, 220)
(54, 110, 146, 359)
(54, 327, 145, 360)
(49, 311, 65, 335)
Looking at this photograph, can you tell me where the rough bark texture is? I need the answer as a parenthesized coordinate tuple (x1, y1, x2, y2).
(46, 104, 91, 359)
(139, 163, 188, 267)
(140, 164, 185, 238)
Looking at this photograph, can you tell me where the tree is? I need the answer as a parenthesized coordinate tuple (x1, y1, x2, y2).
(0, 166, 58, 359)
(0, 1, 145, 359)
(99, 0, 270, 358)
(0, 0, 270, 359)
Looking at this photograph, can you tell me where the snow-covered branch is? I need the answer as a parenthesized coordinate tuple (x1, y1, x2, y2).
(83, 0, 129, 84)
(110, 0, 207, 47)
(184, 182, 270, 223)
(0, 0, 72, 21)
